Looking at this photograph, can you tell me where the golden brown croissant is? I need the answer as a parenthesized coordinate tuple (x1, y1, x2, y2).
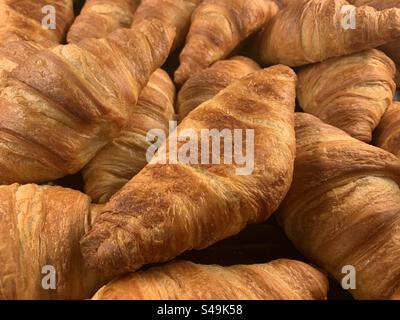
(81, 65, 297, 277)
(177, 56, 260, 121)
(67, 0, 139, 43)
(297, 49, 396, 143)
(350, 0, 400, 88)
(278, 113, 400, 300)
(92, 259, 328, 300)
(0, 0, 74, 44)
(0, 183, 106, 300)
(255, 0, 400, 67)
(83, 69, 176, 204)
(375, 102, 400, 157)
(132, 0, 203, 51)
(0, 19, 174, 185)
(174, 0, 279, 85)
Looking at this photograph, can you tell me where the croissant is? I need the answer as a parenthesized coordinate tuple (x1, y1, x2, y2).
(0, 183, 106, 299)
(0, 19, 174, 185)
(177, 56, 260, 121)
(92, 259, 328, 300)
(0, 0, 74, 44)
(297, 49, 396, 143)
(80, 65, 297, 277)
(67, 0, 139, 43)
(255, 0, 400, 67)
(174, 0, 279, 85)
(278, 113, 400, 300)
(375, 102, 400, 157)
(83, 69, 176, 204)
(132, 0, 203, 51)
(350, 0, 400, 88)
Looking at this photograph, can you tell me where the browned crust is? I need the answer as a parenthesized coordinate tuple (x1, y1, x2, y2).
(256, 0, 400, 67)
(92, 259, 328, 300)
(81, 65, 297, 278)
(375, 102, 400, 157)
(67, 0, 139, 43)
(0, 20, 175, 184)
(83, 69, 176, 204)
(278, 113, 400, 300)
(297, 49, 396, 143)
(177, 56, 260, 121)
(174, 0, 278, 84)
(0, 0, 74, 44)
(0, 184, 104, 299)
(132, 0, 203, 51)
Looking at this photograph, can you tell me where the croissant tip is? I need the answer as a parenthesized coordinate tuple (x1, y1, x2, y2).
(80, 235, 102, 268)
(80, 227, 115, 274)
(175, 57, 208, 85)
(80, 219, 142, 278)
(265, 64, 297, 78)
(174, 65, 190, 85)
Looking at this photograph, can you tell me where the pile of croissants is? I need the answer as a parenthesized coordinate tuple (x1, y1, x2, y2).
(0, 0, 399, 301)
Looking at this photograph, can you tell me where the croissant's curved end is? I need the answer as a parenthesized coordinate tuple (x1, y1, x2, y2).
(81, 218, 143, 277)
(174, 60, 198, 86)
